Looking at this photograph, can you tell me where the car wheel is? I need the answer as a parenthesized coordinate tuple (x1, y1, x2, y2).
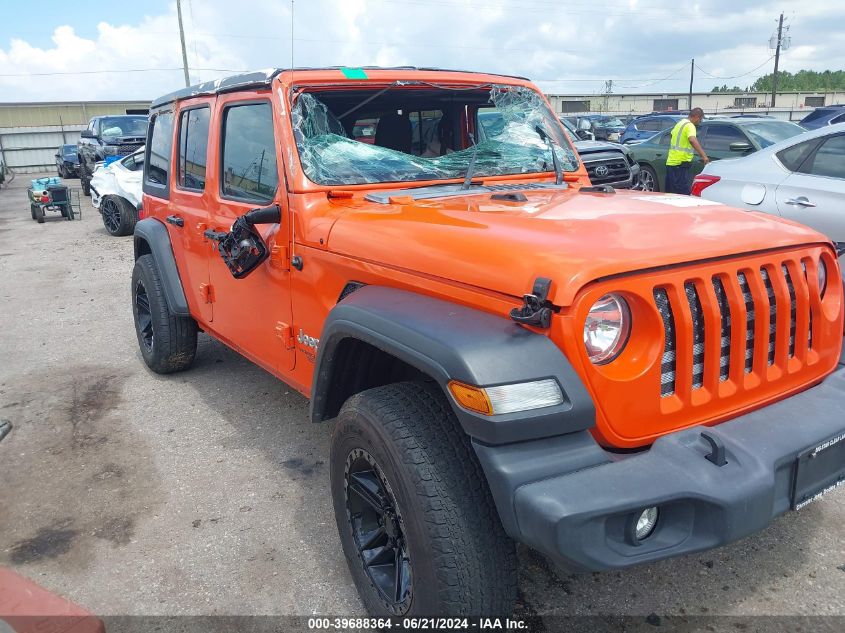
(638, 165, 659, 192)
(131, 254, 198, 374)
(101, 196, 136, 236)
(331, 381, 517, 617)
(34, 205, 45, 223)
(30, 203, 38, 220)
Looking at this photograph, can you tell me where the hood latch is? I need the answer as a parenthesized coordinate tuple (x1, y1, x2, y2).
(510, 277, 554, 329)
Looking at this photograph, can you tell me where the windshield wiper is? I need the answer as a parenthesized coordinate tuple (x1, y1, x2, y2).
(535, 125, 563, 185)
(461, 132, 480, 190)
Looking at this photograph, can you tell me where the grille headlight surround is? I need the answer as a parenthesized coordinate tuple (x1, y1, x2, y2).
(818, 259, 827, 297)
(584, 293, 631, 365)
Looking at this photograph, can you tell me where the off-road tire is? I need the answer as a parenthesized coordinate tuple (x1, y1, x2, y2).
(34, 205, 45, 223)
(331, 381, 517, 617)
(131, 254, 197, 374)
(80, 162, 91, 196)
(101, 195, 137, 236)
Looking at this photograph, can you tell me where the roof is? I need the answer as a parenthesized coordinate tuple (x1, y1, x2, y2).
(150, 66, 531, 109)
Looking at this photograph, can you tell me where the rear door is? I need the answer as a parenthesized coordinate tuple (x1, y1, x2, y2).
(206, 95, 295, 372)
(775, 132, 845, 267)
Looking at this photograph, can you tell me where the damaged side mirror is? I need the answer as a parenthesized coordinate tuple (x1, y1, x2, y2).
(204, 204, 281, 279)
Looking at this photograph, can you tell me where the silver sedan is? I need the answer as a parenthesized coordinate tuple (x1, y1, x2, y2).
(693, 123, 845, 267)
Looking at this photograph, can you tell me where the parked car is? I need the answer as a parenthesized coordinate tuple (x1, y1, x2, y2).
(799, 105, 845, 130)
(619, 114, 684, 145)
(90, 147, 144, 236)
(133, 67, 844, 618)
(55, 144, 79, 178)
(693, 122, 845, 267)
(559, 116, 594, 141)
(77, 114, 148, 197)
(577, 114, 627, 141)
(630, 117, 806, 192)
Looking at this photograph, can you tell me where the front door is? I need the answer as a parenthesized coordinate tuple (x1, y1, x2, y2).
(775, 132, 845, 268)
(696, 123, 752, 177)
(206, 96, 295, 372)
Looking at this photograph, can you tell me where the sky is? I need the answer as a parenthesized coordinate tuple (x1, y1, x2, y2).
(1, 0, 844, 102)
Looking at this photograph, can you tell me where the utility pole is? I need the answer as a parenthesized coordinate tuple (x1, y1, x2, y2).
(688, 58, 694, 111)
(770, 13, 790, 108)
(176, 0, 191, 87)
(603, 79, 613, 112)
(291, 0, 295, 67)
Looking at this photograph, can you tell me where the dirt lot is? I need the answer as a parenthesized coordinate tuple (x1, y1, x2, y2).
(1, 173, 844, 626)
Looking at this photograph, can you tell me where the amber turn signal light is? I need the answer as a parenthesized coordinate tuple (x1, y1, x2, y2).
(448, 381, 493, 416)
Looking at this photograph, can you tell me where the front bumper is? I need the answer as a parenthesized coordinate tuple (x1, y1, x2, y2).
(474, 357, 845, 571)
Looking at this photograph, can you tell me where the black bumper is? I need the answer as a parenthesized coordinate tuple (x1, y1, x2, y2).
(474, 362, 845, 571)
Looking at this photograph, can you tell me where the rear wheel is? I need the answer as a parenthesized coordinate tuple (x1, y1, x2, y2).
(101, 196, 136, 236)
(131, 254, 197, 374)
(331, 382, 517, 617)
(34, 205, 45, 223)
(638, 164, 659, 192)
(30, 204, 38, 220)
(79, 162, 91, 196)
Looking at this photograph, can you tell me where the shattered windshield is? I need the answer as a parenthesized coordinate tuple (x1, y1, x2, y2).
(290, 85, 578, 186)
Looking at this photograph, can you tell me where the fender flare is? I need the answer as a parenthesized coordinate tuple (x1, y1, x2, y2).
(133, 218, 190, 316)
(311, 285, 596, 445)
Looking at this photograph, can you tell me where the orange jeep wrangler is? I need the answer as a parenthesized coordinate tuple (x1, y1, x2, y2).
(133, 67, 845, 617)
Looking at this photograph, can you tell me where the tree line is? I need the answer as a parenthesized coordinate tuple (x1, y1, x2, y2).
(711, 69, 845, 93)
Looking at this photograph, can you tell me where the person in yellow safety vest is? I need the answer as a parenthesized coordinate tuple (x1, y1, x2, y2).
(665, 107, 710, 195)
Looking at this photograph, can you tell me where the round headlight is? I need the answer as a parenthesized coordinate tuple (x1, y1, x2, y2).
(818, 259, 827, 297)
(584, 293, 631, 364)
(635, 506, 659, 541)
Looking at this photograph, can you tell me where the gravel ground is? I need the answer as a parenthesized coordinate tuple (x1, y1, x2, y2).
(0, 173, 844, 628)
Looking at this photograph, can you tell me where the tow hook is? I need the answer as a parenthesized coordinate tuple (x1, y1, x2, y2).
(510, 277, 554, 329)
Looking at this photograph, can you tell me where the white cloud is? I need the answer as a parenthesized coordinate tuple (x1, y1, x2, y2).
(0, 0, 843, 102)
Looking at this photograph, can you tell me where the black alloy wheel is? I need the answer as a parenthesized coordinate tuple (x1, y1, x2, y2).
(101, 197, 122, 234)
(344, 448, 412, 614)
(134, 279, 154, 352)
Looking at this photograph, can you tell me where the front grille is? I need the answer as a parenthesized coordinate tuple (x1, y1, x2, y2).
(114, 143, 143, 156)
(653, 256, 824, 399)
(584, 158, 631, 185)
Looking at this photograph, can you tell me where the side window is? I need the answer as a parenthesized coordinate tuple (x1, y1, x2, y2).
(221, 102, 278, 202)
(831, 113, 845, 125)
(144, 111, 174, 194)
(659, 119, 677, 131)
(120, 153, 144, 172)
(777, 139, 819, 172)
(658, 130, 672, 146)
(177, 107, 210, 190)
(638, 120, 660, 132)
(801, 135, 845, 179)
(701, 125, 748, 152)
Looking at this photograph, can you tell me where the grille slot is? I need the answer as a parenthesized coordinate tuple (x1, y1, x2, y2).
(684, 282, 706, 389)
(653, 288, 676, 397)
(737, 272, 756, 373)
(783, 265, 797, 357)
(712, 277, 731, 381)
(761, 268, 777, 365)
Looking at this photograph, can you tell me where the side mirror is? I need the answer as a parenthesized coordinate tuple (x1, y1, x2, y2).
(205, 204, 281, 279)
(80, 129, 96, 139)
(729, 141, 753, 152)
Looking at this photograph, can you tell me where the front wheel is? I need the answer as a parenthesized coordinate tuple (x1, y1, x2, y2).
(131, 254, 198, 373)
(331, 382, 517, 617)
(638, 164, 659, 192)
(34, 205, 45, 223)
(101, 196, 136, 236)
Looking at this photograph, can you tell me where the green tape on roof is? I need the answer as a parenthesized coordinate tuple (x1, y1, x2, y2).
(341, 67, 368, 79)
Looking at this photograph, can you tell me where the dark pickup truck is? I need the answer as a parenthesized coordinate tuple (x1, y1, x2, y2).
(77, 115, 148, 196)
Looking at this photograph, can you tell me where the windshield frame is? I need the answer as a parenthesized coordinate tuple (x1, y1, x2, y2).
(282, 79, 582, 192)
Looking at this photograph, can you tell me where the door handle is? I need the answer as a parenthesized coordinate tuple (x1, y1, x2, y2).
(785, 197, 816, 208)
(166, 214, 184, 227)
(203, 228, 228, 241)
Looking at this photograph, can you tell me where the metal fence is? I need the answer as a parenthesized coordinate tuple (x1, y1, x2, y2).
(0, 124, 86, 174)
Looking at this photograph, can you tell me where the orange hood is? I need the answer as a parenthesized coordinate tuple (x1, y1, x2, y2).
(326, 188, 832, 306)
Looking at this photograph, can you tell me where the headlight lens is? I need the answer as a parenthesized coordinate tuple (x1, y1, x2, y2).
(584, 293, 631, 364)
(818, 259, 827, 297)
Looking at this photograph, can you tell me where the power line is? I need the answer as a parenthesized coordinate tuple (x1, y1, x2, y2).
(694, 56, 775, 80)
(0, 67, 246, 78)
